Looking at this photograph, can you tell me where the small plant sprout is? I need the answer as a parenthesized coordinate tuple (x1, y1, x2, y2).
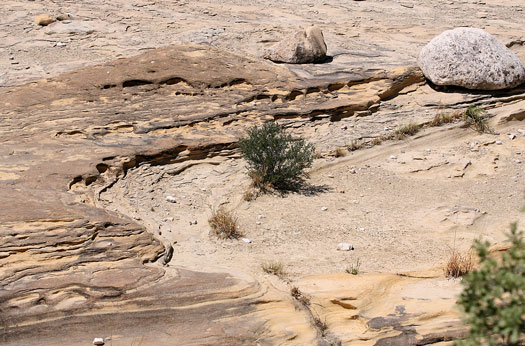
(346, 258, 361, 275)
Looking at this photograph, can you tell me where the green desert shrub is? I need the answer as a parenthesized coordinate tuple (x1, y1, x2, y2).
(238, 123, 315, 190)
(455, 222, 525, 346)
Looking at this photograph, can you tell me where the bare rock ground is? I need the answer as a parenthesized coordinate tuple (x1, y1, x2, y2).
(1, 0, 525, 345)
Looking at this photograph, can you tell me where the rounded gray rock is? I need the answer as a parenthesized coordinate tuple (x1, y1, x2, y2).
(418, 27, 525, 90)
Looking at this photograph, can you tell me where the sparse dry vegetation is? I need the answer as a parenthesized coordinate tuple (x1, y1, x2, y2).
(464, 106, 490, 133)
(345, 258, 361, 275)
(261, 261, 285, 277)
(445, 250, 473, 278)
(333, 147, 348, 157)
(431, 110, 463, 126)
(395, 122, 421, 139)
(313, 316, 329, 337)
(348, 140, 364, 152)
(208, 207, 243, 239)
(291, 286, 310, 306)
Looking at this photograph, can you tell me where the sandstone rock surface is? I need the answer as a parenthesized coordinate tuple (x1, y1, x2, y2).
(34, 14, 56, 26)
(418, 27, 525, 90)
(265, 26, 327, 64)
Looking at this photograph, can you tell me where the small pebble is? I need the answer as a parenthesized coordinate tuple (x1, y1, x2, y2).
(241, 238, 252, 243)
(336, 243, 354, 251)
(321, 206, 328, 211)
(509, 134, 517, 140)
(256, 221, 261, 225)
(389, 155, 397, 160)
(166, 195, 176, 203)
(93, 338, 104, 346)
(496, 140, 503, 145)
(258, 214, 266, 219)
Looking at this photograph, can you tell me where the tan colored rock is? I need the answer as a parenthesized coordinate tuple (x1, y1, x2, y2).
(265, 26, 327, 64)
(34, 14, 56, 26)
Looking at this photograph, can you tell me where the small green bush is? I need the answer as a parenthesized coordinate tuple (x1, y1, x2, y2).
(455, 223, 525, 346)
(238, 123, 315, 190)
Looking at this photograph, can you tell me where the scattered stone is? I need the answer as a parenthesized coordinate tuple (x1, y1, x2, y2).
(508, 134, 517, 140)
(241, 238, 252, 243)
(389, 155, 397, 160)
(496, 140, 503, 145)
(189, 220, 198, 225)
(258, 214, 266, 219)
(166, 195, 176, 203)
(256, 221, 261, 225)
(264, 26, 327, 64)
(56, 13, 72, 21)
(34, 14, 56, 26)
(516, 160, 522, 164)
(336, 243, 354, 251)
(321, 206, 328, 211)
(93, 338, 104, 346)
(418, 27, 525, 90)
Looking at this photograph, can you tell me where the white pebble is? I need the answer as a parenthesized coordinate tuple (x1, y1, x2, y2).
(258, 214, 266, 219)
(321, 206, 328, 211)
(336, 243, 354, 251)
(165, 195, 176, 203)
(496, 140, 503, 145)
(241, 238, 252, 243)
(93, 338, 104, 346)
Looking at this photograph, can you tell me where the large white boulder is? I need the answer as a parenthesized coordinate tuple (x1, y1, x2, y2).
(418, 27, 525, 90)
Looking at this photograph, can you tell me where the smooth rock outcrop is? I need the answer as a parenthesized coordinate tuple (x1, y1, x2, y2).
(265, 26, 327, 64)
(418, 27, 525, 90)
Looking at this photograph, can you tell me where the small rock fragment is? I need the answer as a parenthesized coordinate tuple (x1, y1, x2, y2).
(321, 206, 328, 211)
(496, 140, 503, 145)
(166, 195, 176, 203)
(241, 238, 252, 243)
(336, 243, 354, 251)
(258, 214, 266, 219)
(508, 134, 517, 140)
(93, 338, 104, 346)
(34, 14, 56, 26)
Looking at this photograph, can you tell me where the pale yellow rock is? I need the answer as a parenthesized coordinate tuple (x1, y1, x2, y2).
(34, 14, 56, 26)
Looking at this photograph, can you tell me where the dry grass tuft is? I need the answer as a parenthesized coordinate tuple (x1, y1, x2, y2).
(345, 258, 361, 275)
(261, 261, 285, 277)
(208, 207, 242, 239)
(333, 147, 348, 158)
(431, 110, 463, 127)
(395, 122, 421, 139)
(348, 140, 363, 152)
(464, 106, 490, 133)
(445, 250, 473, 278)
